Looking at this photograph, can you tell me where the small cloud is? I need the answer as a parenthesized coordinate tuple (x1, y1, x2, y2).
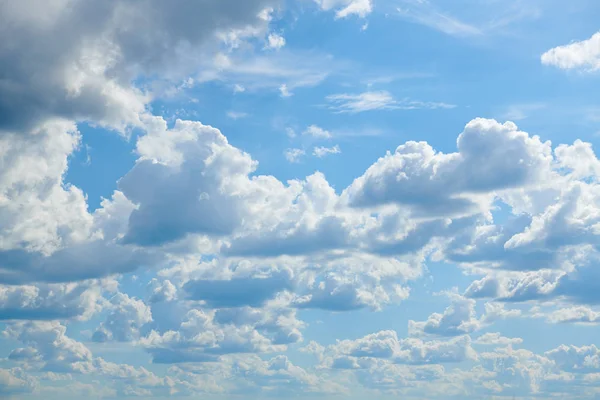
(502, 103, 546, 121)
(233, 84, 246, 93)
(285, 127, 296, 138)
(315, 0, 373, 19)
(265, 33, 286, 50)
(227, 111, 248, 120)
(313, 145, 341, 158)
(325, 91, 455, 113)
(279, 84, 293, 97)
(284, 148, 305, 163)
(361, 22, 369, 31)
(303, 125, 332, 139)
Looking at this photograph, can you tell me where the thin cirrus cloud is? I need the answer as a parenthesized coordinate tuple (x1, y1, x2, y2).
(325, 91, 456, 113)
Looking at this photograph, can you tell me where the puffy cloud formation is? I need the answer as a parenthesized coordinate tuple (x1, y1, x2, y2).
(542, 31, 600, 71)
(0, 0, 283, 133)
(3, 1, 600, 398)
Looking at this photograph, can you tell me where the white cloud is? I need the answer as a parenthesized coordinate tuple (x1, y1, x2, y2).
(265, 33, 286, 50)
(542, 31, 600, 71)
(303, 125, 332, 139)
(325, 91, 455, 113)
(313, 145, 341, 158)
(284, 148, 305, 163)
(474, 332, 523, 346)
(396, 3, 481, 37)
(323, 330, 477, 367)
(227, 111, 249, 119)
(279, 84, 293, 97)
(315, 0, 373, 19)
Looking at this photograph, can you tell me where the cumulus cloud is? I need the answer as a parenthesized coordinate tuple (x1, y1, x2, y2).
(408, 294, 521, 337)
(303, 125, 332, 139)
(0, 282, 105, 321)
(0, 0, 281, 133)
(542, 31, 600, 71)
(140, 309, 287, 363)
(92, 293, 152, 342)
(322, 330, 477, 368)
(344, 119, 552, 217)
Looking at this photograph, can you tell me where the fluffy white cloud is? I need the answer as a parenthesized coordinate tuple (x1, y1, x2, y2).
(314, 0, 373, 19)
(322, 330, 477, 367)
(303, 125, 332, 139)
(344, 119, 552, 217)
(0, 282, 106, 321)
(92, 293, 152, 342)
(542, 31, 600, 71)
(265, 33, 286, 50)
(140, 309, 289, 363)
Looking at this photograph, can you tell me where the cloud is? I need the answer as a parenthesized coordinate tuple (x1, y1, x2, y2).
(325, 91, 454, 114)
(303, 125, 332, 139)
(226, 111, 248, 119)
(474, 332, 523, 346)
(542, 31, 600, 71)
(344, 119, 552, 217)
(408, 294, 521, 337)
(183, 272, 292, 308)
(325, 91, 397, 113)
(313, 145, 341, 158)
(279, 84, 293, 97)
(324, 330, 477, 367)
(4, 321, 93, 373)
(0, 282, 105, 321)
(140, 309, 287, 363)
(545, 306, 600, 325)
(0, 0, 280, 133)
(315, 0, 373, 19)
(284, 148, 305, 163)
(396, 1, 481, 37)
(92, 293, 152, 342)
(0, 368, 35, 396)
(119, 117, 258, 246)
(265, 33, 286, 50)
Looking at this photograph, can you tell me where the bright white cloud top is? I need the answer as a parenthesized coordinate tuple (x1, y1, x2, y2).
(1, 0, 600, 399)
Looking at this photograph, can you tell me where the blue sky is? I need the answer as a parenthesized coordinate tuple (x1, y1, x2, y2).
(2, 0, 600, 399)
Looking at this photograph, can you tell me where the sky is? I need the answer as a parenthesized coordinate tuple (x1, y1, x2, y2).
(1, 0, 600, 399)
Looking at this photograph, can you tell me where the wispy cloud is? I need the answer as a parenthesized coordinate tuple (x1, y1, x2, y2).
(193, 50, 337, 95)
(227, 111, 249, 120)
(395, 0, 540, 38)
(313, 145, 341, 158)
(397, 1, 481, 37)
(501, 103, 546, 121)
(325, 91, 455, 113)
(284, 148, 305, 163)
